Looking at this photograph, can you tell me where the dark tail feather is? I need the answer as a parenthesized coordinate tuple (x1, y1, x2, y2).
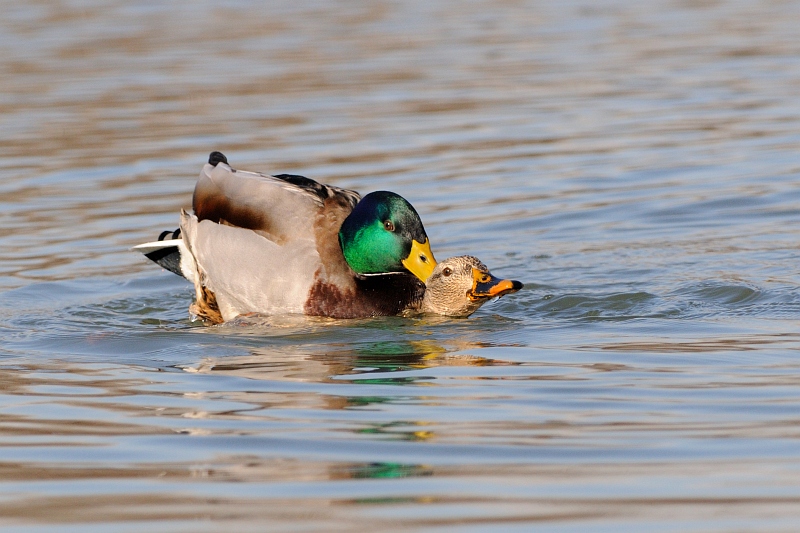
(144, 246, 183, 277)
(133, 229, 186, 278)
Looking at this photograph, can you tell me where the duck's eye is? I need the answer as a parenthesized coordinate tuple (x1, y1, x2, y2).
(443, 267, 452, 276)
(383, 220, 395, 231)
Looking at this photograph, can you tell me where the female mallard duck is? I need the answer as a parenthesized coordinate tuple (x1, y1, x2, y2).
(413, 255, 523, 317)
(135, 152, 521, 322)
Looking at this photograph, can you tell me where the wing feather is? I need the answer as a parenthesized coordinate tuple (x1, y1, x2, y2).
(192, 160, 360, 244)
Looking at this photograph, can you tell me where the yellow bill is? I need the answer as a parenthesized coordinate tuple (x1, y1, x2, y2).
(402, 239, 437, 282)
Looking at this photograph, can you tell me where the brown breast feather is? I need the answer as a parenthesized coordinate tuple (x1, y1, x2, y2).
(305, 272, 425, 318)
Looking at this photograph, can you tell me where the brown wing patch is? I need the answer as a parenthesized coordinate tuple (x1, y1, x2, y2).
(193, 177, 279, 239)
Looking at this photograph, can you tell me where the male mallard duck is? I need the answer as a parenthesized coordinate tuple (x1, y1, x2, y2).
(134, 152, 521, 322)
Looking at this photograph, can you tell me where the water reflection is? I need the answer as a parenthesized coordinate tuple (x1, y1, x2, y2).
(180, 336, 523, 445)
(583, 332, 800, 353)
(357, 422, 436, 442)
(344, 462, 433, 480)
(185, 336, 513, 383)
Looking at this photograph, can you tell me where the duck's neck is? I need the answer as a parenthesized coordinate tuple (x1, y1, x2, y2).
(419, 289, 483, 317)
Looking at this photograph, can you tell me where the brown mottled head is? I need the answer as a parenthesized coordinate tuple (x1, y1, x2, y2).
(422, 256, 522, 317)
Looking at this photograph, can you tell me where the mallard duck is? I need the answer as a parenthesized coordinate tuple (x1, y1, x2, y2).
(413, 255, 523, 317)
(134, 152, 521, 322)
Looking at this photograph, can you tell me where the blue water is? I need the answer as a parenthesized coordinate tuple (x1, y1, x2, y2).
(2, 0, 800, 530)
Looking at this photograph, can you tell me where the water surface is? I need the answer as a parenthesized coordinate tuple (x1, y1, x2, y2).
(2, 0, 800, 531)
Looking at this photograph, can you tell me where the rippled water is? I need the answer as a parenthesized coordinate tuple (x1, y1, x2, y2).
(3, 0, 800, 530)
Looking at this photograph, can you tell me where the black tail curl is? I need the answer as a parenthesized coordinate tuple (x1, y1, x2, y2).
(144, 228, 184, 278)
(158, 228, 181, 241)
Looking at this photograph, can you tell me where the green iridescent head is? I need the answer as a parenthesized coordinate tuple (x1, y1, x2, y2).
(338, 191, 437, 281)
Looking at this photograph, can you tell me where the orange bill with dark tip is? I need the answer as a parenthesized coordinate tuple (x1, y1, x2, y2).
(469, 268, 524, 301)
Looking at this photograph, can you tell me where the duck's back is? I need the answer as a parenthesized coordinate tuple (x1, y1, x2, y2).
(193, 154, 359, 244)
